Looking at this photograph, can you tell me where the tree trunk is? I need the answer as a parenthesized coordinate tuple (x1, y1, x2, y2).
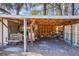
(16, 3, 24, 15)
(60, 4, 62, 15)
(55, 3, 62, 15)
(72, 3, 75, 15)
(15, 3, 24, 31)
(43, 3, 47, 15)
(16, 3, 20, 15)
(64, 3, 69, 15)
(54, 3, 56, 15)
(62, 3, 65, 15)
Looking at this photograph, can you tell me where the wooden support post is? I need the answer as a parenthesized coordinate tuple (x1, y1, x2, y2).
(1, 18, 4, 48)
(30, 21, 34, 46)
(71, 24, 73, 45)
(30, 29, 33, 46)
(62, 25, 65, 40)
(56, 26, 58, 33)
(64, 26, 67, 42)
(63, 25, 65, 40)
(75, 24, 77, 45)
(24, 19, 27, 52)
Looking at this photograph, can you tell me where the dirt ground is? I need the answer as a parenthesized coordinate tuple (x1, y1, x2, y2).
(0, 38, 79, 56)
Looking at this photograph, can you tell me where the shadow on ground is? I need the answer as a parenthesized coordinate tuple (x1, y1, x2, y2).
(0, 38, 79, 56)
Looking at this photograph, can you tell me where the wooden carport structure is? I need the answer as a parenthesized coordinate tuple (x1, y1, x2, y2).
(0, 15, 79, 52)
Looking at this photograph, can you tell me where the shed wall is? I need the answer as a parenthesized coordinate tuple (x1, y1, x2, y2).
(0, 19, 8, 46)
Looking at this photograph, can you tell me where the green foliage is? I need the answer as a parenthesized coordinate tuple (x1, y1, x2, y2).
(28, 10, 40, 15)
(0, 3, 75, 16)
